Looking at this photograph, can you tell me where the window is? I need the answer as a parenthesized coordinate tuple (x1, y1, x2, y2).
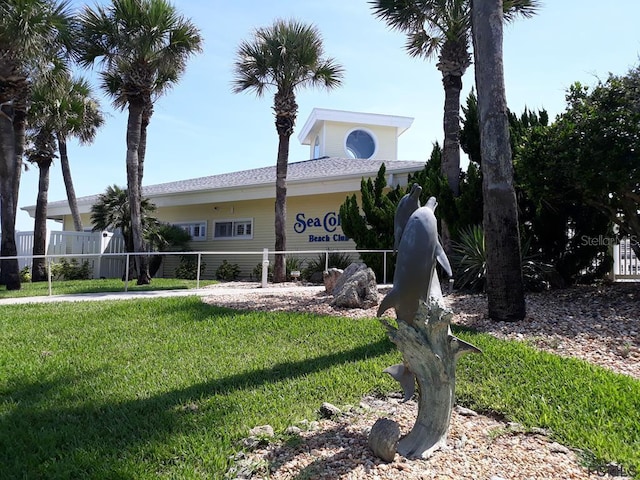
(174, 222, 207, 240)
(313, 135, 321, 159)
(345, 128, 376, 159)
(214, 219, 253, 240)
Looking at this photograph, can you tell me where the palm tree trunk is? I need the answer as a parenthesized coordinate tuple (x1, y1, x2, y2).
(126, 99, 150, 285)
(441, 74, 463, 198)
(57, 133, 83, 232)
(440, 74, 464, 254)
(11, 97, 27, 220)
(137, 103, 152, 194)
(0, 107, 21, 290)
(472, 0, 525, 321)
(274, 132, 290, 283)
(32, 160, 52, 282)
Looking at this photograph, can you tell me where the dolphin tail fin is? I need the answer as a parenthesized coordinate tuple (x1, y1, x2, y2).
(383, 363, 415, 402)
(435, 243, 452, 278)
(377, 289, 398, 317)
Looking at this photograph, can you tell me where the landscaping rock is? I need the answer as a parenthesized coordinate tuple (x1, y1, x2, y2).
(368, 417, 400, 462)
(319, 402, 342, 418)
(309, 271, 324, 284)
(323, 267, 343, 294)
(330, 263, 378, 309)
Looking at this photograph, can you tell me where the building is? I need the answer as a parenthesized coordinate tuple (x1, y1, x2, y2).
(22, 108, 426, 278)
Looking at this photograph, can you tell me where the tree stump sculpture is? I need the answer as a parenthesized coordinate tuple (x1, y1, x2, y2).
(369, 191, 481, 460)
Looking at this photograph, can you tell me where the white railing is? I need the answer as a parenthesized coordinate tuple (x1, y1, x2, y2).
(613, 239, 640, 280)
(2, 248, 395, 295)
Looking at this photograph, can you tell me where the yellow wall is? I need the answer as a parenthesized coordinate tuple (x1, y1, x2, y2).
(64, 192, 363, 279)
(323, 121, 398, 160)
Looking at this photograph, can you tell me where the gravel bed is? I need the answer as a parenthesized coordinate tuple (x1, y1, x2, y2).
(201, 281, 638, 480)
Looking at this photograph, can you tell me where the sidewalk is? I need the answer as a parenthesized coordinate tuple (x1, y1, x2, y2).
(0, 283, 326, 305)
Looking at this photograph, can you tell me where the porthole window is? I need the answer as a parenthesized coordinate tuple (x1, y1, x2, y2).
(345, 129, 376, 159)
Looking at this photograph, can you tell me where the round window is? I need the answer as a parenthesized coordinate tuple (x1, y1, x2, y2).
(345, 129, 375, 159)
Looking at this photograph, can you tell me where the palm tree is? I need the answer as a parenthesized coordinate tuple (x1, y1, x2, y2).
(0, 0, 75, 290)
(77, 0, 202, 285)
(25, 76, 61, 282)
(370, 0, 538, 198)
(90, 184, 160, 280)
(232, 19, 344, 283)
(25, 69, 104, 281)
(472, 0, 525, 320)
(56, 74, 105, 232)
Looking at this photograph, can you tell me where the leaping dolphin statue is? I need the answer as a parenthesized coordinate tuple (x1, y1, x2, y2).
(394, 183, 422, 253)
(378, 197, 452, 324)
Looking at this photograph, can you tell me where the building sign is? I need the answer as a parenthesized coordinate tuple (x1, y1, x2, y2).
(293, 212, 350, 243)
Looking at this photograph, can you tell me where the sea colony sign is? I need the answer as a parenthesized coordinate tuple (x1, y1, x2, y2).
(293, 211, 350, 243)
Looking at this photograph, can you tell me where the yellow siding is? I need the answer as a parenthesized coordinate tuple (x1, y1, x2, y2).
(323, 121, 398, 160)
(152, 193, 359, 279)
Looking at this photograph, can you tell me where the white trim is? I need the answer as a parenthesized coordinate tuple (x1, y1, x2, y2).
(298, 108, 414, 145)
(213, 218, 253, 240)
(173, 221, 207, 241)
(344, 126, 378, 159)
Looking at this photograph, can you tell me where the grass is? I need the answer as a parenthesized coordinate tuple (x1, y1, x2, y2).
(0, 277, 218, 299)
(0, 298, 638, 479)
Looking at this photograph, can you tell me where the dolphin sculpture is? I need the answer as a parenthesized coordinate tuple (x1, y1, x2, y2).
(377, 197, 452, 324)
(383, 363, 415, 402)
(394, 183, 422, 253)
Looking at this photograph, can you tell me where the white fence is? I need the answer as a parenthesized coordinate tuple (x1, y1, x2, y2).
(613, 239, 640, 280)
(15, 231, 126, 279)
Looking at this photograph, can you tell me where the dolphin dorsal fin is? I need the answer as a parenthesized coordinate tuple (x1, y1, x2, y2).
(435, 243, 452, 278)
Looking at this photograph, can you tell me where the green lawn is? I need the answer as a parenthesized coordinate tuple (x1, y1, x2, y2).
(0, 278, 217, 299)
(0, 297, 638, 479)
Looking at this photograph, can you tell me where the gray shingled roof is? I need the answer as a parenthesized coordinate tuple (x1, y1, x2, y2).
(45, 157, 426, 208)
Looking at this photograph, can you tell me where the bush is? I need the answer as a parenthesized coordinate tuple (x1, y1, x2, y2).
(50, 258, 92, 281)
(252, 262, 273, 282)
(452, 225, 556, 292)
(301, 252, 353, 280)
(19, 266, 32, 283)
(175, 256, 206, 280)
(216, 260, 240, 281)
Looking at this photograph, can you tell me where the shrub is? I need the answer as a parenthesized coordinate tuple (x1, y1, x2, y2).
(301, 252, 353, 280)
(216, 260, 240, 281)
(50, 258, 92, 281)
(452, 225, 556, 292)
(252, 262, 273, 282)
(175, 256, 206, 280)
(19, 266, 32, 283)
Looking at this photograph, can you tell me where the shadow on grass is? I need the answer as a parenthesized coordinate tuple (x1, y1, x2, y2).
(0, 335, 394, 478)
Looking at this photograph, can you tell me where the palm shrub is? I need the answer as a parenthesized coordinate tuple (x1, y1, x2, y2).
(301, 252, 353, 281)
(451, 225, 486, 291)
(148, 224, 192, 277)
(452, 225, 556, 292)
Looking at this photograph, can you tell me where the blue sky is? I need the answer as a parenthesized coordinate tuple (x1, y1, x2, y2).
(15, 0, 640, 231)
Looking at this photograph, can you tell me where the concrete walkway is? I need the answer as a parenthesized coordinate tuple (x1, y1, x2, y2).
(0, 283, 326, 305)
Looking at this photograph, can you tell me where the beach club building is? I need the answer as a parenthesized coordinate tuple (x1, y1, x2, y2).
(23, 108, 426, 279)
